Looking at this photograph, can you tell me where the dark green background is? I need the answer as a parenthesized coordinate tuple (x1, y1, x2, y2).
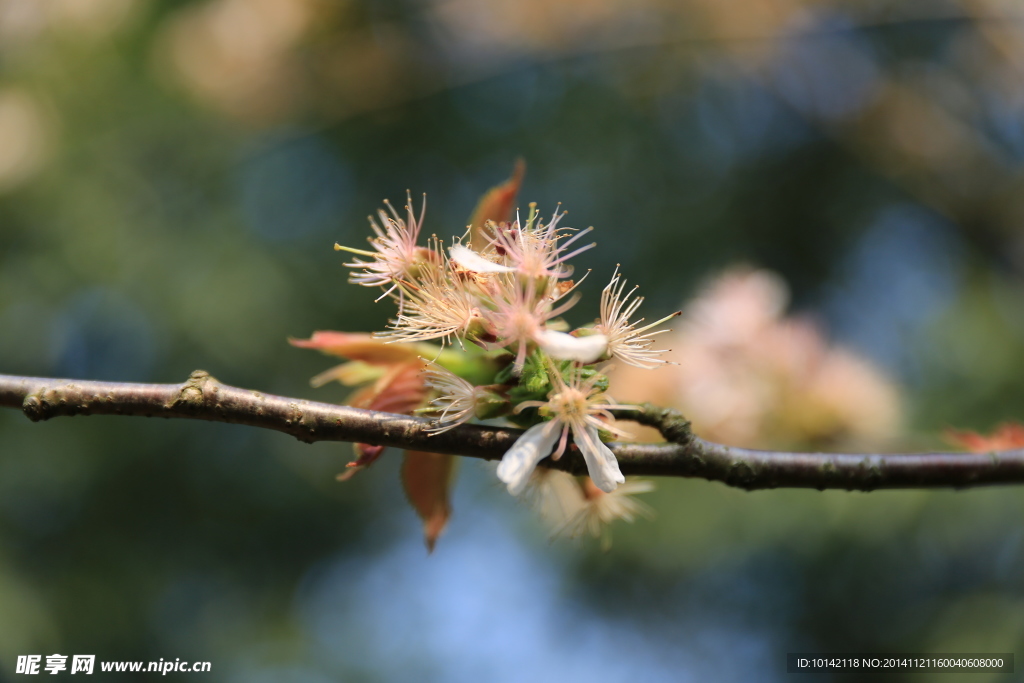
(2, 2, 1024, 681)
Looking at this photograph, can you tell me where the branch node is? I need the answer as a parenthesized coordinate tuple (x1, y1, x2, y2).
(626, 402, 694, 445)
(22, 394, 45, 422)
(167, 370, 215, 410)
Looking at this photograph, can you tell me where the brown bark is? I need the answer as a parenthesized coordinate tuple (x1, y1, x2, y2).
(2, 371, 1021, 492)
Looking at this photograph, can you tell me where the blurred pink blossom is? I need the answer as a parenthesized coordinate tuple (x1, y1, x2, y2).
(610, 267, 903, 449)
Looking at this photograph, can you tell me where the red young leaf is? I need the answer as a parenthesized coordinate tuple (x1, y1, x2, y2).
(340, 359, 430, 479)
(352, 360, 429, 414)
(289, 331, 423, 365)
(402, 450, 456, 552)
(337, 444, 386, 482)
(468, 158, 525, 250)
(944, 422, 1024, 452)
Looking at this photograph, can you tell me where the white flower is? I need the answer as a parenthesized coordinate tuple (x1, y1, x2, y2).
(523, 469, 655, 549)
(449, 243, 515, 273)
(496, 363, 635, 495)
(421, 360, 478, 433)
(523, 468, 587, 525)
(596, 266, 680, 369)
(487, 206, 595, 279)
(555, 478, 654, 549)
(448, 206, 595, 281)
(534, 329, 608, 363)
(496, 420, 563, 496)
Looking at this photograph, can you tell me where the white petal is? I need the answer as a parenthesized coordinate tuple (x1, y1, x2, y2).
(575, 424, 625, 493)
(449, 244, 515, 273)
(497, 421, 562, 496)
(535, 330, 608, 363)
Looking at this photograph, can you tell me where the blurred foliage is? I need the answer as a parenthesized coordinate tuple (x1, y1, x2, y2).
(3, 0, 1024, 680)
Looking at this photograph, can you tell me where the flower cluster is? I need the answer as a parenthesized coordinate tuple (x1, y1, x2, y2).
(336, 196, 678, 495)
(294, 173, 677, 548)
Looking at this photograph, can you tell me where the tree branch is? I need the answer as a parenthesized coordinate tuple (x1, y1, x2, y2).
(1, 371, 1020, 492)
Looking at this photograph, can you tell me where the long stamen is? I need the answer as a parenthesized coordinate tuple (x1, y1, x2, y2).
(554, 225, 594, 252)
(631, 310, 682, 335)
(335, 244, 379, 257)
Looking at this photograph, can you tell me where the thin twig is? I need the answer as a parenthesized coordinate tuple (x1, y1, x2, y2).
(1, 371, 1019, 492)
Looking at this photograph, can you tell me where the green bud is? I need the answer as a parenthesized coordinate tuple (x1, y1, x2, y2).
(473, 388, 511, 421)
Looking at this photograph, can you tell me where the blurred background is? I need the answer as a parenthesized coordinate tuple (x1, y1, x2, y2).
(3, 0, 1024, 680)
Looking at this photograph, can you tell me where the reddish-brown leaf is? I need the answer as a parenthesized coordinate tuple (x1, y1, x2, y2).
(944, 422, 1024, 452)
(341, 359, 430, 479)
(289, 331, 423, 365)
(402, 450, 456, 552)
(468, 158, 525, 250)
(353, 360, 429, 414)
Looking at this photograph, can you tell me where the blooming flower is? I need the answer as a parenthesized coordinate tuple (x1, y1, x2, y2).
(337, 192, 427, 299)
(596, 266, 680, 369)
(421, 359, 480, 433)
(449, 205, 595, 281)
(486, 206, 595, 280)
(524, 469, 654, 548)
(555, 477, 654, 549)
(523, 468, 587, 525)
(480, 276, 578, 371)
(496, 363, 634, 495)
(473, 274, 601, 371)
(377, 241, 486, 347)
